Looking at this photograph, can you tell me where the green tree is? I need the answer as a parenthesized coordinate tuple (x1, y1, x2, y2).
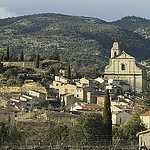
(2, 68, 17, 79)
(0, 120, 23, 147)
(123, 115, 146, 142)
(6, 79, 17, 86)
(103, 89, 112, 142)
(53, 124, 69, 142)
(45, 124, 69, 145)
(49, 51, 60, 60)
(49, 66, 55, 74)
(0, 53, 3, 62)
(137, 90, 150, 115)
(25, 49, 36, 62)
(10, 52, 18, 62)
(69, 113, 104, 145)
(66, 63, 71, 79)
(3, 46, 9, 61)
(35, 54, 40, 68)
(20, 50, 24, 61)
(112, 125, 124, 140)
(0, 62, 3, 71)
(0, 121, 9, 145)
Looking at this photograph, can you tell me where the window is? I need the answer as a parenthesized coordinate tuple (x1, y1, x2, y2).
(68, 122, 73, 126)
(65, 89, 68, 93)
(121, 64, 125, 70)
(76, 94, 79, 97)
(114, 51, 117, 57)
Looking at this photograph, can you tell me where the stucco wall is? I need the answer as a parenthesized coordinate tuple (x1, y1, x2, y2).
(139, 132, 150, 149)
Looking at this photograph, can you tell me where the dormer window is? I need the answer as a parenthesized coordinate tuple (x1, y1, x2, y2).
(121, 64, 125, 70)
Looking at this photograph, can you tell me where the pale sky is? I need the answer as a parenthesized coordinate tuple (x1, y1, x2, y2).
(0, 0, 150, 21)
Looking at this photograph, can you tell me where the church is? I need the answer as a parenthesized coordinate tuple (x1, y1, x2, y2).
(104, 42, 147, 93)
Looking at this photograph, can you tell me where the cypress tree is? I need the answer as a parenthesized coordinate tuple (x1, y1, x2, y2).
(66, 63, 71, 79)
(103, 89, 112, 143)
(3, 46, 9, 61)
(35, 54, 40, 68)
(20, 50, 24, 61)
(0, 53, 3, 62)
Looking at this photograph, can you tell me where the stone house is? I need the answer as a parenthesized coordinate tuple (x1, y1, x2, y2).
(50, 80, 63, 90)
(87, 91, 97, 104)
(10, 90, 46, 111)
(111, 99, 129, 106)
(140, 110, 150, 129)
(61, 93, 75, 106)
(55, 76, 70, 84)
(59, 69, 76, 78)
(71, 103, 103, 114)
(137, 129, 150, 150)
(10, 94, 39, 111)
(59, 83, 89, 101)
(97, 94, 114, 106)
(47, 112, 78, 127)
(29, 90, 46, 104)
(111, 105, 123, 112)
(112, 111, 132, 125)
(70, 102, 83, 111)
(107, 79, 130, 93)
(79, 77, 94, 87)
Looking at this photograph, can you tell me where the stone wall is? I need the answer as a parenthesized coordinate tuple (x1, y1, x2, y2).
(2, 62, 36, 69)
(0, 85, 47, 94)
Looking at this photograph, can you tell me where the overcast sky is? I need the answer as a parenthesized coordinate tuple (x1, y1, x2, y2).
(0, 0, 150, 21)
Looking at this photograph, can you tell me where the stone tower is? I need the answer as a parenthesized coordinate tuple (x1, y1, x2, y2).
(111, 42, 121, 58)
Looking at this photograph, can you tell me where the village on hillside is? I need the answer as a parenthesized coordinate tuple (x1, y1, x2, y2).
(0, 42, 150, 149)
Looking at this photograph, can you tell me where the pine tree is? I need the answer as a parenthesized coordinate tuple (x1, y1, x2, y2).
(35, 54, 40, 68)
(103, 89, 112, 143)
(66, 63, 71, 79)
(20, 50, 24, 61)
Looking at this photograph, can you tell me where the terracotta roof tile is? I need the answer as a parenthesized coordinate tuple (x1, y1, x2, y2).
(112, 111, 121, 115)
(82, 104, 104, 109)
(140, 110, 150, 116)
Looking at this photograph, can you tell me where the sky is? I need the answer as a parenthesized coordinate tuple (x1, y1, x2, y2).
(0, 0, 150, 21)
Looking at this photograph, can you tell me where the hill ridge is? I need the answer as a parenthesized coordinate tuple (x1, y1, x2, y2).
(0, 13, 150, 69)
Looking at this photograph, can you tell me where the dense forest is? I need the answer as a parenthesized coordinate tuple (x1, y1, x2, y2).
(0, 14, 150, 69)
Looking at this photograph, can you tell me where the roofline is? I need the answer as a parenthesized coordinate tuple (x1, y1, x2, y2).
(137, 129, 150, 136)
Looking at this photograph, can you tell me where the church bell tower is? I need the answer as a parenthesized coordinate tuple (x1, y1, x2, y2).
(111, 42, 121, 58)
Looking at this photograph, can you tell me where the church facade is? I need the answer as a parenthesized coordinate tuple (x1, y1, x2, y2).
(104, 42, 147, 93)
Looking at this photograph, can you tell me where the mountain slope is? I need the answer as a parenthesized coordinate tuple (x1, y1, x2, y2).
(0, 13, 150, 69)
(111, 16, 150, 39)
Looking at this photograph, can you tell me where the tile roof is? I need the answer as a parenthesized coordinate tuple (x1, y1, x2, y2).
(137, 129, 150, 136)
(112, 111, 121, 115)
(82, 104, 104, 109)
(140, 110, 150, 116)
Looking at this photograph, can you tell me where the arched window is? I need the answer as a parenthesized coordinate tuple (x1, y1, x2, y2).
(121, 64, 125, 70)
(114, 51, 117, 57)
